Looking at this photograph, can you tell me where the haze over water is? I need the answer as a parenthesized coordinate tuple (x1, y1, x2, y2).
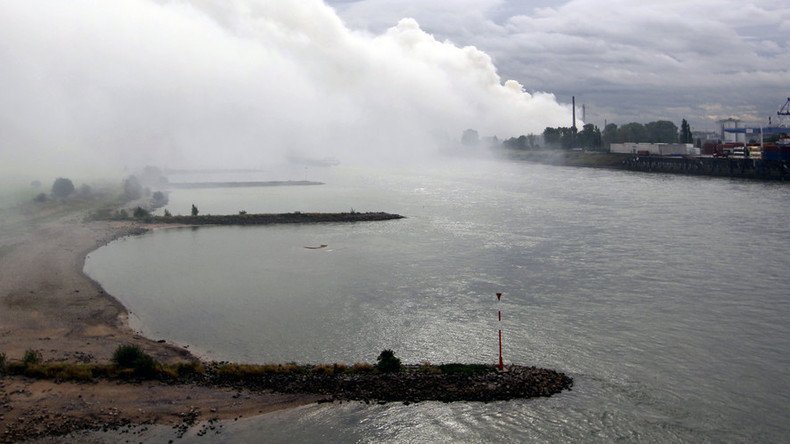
(85, 159, 790, 441)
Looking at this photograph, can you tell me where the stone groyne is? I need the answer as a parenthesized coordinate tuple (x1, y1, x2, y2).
(168, 180, 324, 189)
(146, 212, 404, 226)
(205, 363, 573, 403)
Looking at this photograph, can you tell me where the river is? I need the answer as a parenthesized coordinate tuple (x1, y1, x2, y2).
(84, 158, 790, 442)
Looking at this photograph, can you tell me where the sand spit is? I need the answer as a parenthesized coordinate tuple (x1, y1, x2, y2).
(0, 203, 317, 442)
(0, 202, 571, 442)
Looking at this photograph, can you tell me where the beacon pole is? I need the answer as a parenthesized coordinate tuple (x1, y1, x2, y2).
(497, 292, 504, 371)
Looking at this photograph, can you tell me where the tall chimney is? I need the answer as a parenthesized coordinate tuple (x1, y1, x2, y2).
(572, 96, 577, 131)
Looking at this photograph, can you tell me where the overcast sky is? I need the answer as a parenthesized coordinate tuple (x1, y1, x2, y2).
(2, 0, 788, 177)
(328, 0, 790, 131)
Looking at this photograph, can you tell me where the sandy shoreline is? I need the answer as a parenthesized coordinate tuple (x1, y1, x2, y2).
(0, 203, 319, 442)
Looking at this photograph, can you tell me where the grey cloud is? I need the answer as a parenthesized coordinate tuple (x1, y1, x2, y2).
(0, 0, 574, 177)
(328, 0, 790, 130)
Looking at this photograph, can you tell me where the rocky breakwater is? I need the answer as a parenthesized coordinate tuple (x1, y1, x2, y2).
(205, 363, 573, 404)
(149, 211, 404, 226)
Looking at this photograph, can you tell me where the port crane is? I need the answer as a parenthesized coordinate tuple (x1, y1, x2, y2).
(778, 97, 790, 127)
(724, 97, 790, 139)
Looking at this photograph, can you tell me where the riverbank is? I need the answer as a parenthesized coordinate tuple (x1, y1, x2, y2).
(498, 148, 790, 181)
(0, 200, 569, 442)
(0, 202, 320, 442)
(499, 148, 631, 169)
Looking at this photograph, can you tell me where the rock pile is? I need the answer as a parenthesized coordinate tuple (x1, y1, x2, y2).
(205, 364, 573, 404)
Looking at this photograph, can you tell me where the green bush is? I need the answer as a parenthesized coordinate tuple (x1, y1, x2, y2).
(133, 206, 150, 218)
(23, 349, 42, 365)
(112, 345, 157, 376)
(51, 177, 75, 199)
(376, 349, 402, 373)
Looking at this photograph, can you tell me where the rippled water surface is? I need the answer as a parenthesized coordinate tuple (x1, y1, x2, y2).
(85, 160, 790, 442)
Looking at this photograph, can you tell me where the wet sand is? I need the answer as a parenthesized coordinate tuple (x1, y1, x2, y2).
(0, 202, 319, 442)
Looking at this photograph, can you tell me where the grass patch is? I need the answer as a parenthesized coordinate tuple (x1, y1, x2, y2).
(350, 362, 375, 373)
(4, 362, 108, 382)
(215, 362, 307, 378)
(0, 358, 203, 383)
(417, 361, 442, 374)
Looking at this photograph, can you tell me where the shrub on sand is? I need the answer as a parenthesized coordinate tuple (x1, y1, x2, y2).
(112, 344, 157, 377)
(23, 349, 42, 365)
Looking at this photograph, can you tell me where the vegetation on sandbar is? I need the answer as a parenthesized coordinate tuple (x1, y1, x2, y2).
(0, 347, 572, 403)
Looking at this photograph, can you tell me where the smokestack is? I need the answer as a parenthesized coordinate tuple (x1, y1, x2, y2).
(572, 96, 577, 131)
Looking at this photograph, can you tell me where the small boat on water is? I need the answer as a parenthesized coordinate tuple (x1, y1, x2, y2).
(304, 244, 328, 249)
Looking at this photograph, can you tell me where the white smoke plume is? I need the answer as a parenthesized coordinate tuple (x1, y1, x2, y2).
(0, 0, 573, 175)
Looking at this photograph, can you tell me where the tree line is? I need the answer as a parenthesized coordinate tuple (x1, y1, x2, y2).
(498, 118, 694, 151)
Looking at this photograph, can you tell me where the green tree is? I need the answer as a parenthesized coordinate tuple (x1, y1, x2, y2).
(578, 123, 602, 150)
(503, 135, 534, 150)
(461, 129, 480, 146)
(543, 127, 580, 149)
(133, 206, 150, 218)
(680, 119, 693, 143)
(543, 127, 562, 147)
(617, 122, 647, 143)
(602, 123, 618, 147)
(151, 191, 168, 208)
(122, 175, 143, 201)
(51, 177, 75, 199)
(526, 134, 538, 149)
(376, 349, 402, 373)
(645, 120, 678, 143)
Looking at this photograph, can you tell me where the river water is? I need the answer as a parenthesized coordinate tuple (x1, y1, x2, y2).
(84, 159, 790, 442)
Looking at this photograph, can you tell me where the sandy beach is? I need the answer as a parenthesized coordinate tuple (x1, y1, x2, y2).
(0, 202, 319, 442)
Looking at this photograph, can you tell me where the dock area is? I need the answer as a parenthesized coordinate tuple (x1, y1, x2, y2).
(622, 156, 790, 180)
